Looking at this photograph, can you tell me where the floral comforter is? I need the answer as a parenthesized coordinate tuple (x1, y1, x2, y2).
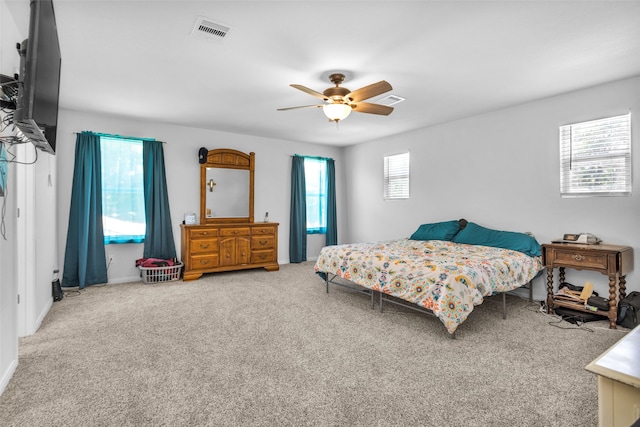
(314, 239, 544, 334)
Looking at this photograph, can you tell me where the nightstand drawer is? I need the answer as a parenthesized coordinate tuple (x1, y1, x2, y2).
(552, 250, 608, 270)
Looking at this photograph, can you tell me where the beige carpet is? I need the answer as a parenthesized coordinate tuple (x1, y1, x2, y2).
(0, 262, 627, 426)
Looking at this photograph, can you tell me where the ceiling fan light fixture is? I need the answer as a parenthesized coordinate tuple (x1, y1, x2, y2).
(323, 103, 352, 122)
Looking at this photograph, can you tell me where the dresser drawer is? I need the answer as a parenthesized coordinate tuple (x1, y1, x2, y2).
(190, 238, 218, 254)
(551, 249, 608, 270)
(252, 249, 276, 264)
(253, 226, 275, 236)
(220, 227, 250, 237)
(252, 235, 275, 250)
(190, 254, 219, 270)
(190, 229, 219, 238)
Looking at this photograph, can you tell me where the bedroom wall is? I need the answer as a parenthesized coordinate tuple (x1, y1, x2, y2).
(344, 75, 640, 301)
(55, 109, 347, 283)
(1, 0, 57, 342)
(1, 0, 57, 393)
(1, 0, 58, 396)
(0, 0, 19, 396)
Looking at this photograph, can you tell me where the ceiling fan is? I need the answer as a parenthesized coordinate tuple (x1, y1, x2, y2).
(277, 73, 394, 123)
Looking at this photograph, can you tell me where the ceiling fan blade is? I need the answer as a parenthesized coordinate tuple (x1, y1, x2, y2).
(346, 80, 392, 102)
(277, 104, 323, 111)
(290, 84, 328, 100)
(351, 102, 394, 116)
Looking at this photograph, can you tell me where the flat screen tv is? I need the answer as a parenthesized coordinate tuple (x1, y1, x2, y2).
(13, 0, 61, 155)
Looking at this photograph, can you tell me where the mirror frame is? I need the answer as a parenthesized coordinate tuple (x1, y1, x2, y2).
(200, 148, 255, 224)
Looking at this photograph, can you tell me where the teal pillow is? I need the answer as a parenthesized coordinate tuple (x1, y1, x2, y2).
(410, 220, 461, 241)
(452, 222, 541, 257)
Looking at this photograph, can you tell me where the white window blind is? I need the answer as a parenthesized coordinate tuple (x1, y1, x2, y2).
(384, 152, 410, 199)
(559, 113, 631, 197)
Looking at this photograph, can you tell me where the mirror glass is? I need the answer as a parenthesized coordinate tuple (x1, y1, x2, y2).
(205, 168, 249, 218)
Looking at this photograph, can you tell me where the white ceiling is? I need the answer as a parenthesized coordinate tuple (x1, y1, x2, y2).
(7, 0, 640, 146)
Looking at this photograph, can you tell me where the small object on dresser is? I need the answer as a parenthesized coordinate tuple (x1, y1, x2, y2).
(184, 213, 196, 224)
(264, 211, 269, 222)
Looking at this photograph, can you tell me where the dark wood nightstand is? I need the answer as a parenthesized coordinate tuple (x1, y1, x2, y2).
(542, 243, 634, 329)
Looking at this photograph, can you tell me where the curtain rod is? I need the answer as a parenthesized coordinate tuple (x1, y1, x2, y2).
(73, 131, 161, 142)
(293, 154, 333, 161)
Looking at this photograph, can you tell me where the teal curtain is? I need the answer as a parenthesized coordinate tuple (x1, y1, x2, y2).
(289, 155, 307, 263)
(142, 141, 176, 260)
(325, 158, 337, 246)
(62, 132, 108, 289)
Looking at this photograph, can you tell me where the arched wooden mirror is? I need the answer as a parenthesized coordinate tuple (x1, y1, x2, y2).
(200, 149, 254, 224)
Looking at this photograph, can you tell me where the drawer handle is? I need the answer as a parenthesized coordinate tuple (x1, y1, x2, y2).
(259, 240, 268, 245)
(199, 260, 211, 265)
(199, 243, 210, 249)
(573, 254, 584, 262)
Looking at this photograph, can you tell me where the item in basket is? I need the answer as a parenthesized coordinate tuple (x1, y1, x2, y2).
(135, 258, 175, 268)
(139, 261, 183, 283)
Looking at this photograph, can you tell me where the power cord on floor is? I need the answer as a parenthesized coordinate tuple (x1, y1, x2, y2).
(520, 300, 593, 331)
(535, 299, 630, 334)
(62, 288, 82, 297)
(547, 313, 595, 332)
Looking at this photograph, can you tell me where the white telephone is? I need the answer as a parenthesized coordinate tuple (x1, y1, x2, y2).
(556, 233, 602, 245)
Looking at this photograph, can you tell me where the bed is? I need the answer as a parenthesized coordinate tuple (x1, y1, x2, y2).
(313, 220, 544, 336)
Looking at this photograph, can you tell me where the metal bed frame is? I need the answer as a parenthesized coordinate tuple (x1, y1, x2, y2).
(322, 273, 376, 309)
(322, 273, 534, 339)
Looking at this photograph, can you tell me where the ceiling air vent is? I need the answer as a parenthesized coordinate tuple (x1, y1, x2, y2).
(192, 17, 230, 39)
(376, 95, 405, 106)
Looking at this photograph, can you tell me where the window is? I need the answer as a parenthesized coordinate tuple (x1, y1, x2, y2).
(100, 135, 145, 243)
(384, 152, 410, 199)
(560, 113, 631, 197)
(304, 157, 327, 234)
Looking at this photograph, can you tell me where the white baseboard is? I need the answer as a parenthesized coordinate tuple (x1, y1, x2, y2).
(0, 358, 18, 397)
(33, 298, 53, 333)
(108, 276, 142, 285)
(278, 258, 317, 265)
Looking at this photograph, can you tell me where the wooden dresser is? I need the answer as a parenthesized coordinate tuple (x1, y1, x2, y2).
(181, 222, 279, 281)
